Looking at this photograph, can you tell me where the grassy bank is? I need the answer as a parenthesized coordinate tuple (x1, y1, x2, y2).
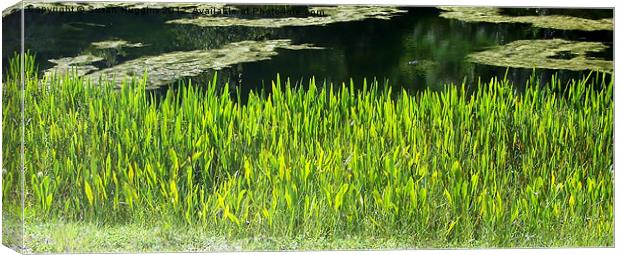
(2, 54, 614, 252)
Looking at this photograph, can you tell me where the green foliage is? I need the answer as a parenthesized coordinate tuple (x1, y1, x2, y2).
(2, 54, 614, 248)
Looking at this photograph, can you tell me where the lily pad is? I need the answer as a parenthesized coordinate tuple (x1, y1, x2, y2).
(91, 40, 145, 49)
(166, 6, 407, 28)
(81, 39, 323, 88)
(467, 39, 612, 73)
(438, 7, 613, 31)
(45, 54, 104, 76)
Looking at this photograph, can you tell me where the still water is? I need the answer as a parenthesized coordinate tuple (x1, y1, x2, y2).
(2, 5, 614, 96)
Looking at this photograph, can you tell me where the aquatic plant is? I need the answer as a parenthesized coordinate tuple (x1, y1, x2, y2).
(91, 40, 145, 49)
(2, 54, 613, 251)
(85, 39, 322, 88)
(467, 39, 613, 72)
(43, 39, 323, 88)
(166, 6, 407, 28)
(438, 7, 613, 31)
(44, 54, 104, 76)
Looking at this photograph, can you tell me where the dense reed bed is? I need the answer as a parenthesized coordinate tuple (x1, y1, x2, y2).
(2, 54, 614, 248)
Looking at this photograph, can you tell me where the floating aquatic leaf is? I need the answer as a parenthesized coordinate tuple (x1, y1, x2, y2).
(60, 22, 106, 31)
(48, 54, 103, 66)
(166, 6, 407, 28)
(44, 54, 104, 76)
(467, 39, 612, 73)
(83, 39, 323, 87)
(91, 40, 145, 49)
(439, 7, 613, 31)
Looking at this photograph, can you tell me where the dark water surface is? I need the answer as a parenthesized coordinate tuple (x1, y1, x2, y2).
(2, 6, 614, 96)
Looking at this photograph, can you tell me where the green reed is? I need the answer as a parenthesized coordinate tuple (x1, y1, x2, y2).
(2, 54, 613, 246)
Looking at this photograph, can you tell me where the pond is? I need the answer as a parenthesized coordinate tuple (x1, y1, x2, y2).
(2, 3, 614, 97)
